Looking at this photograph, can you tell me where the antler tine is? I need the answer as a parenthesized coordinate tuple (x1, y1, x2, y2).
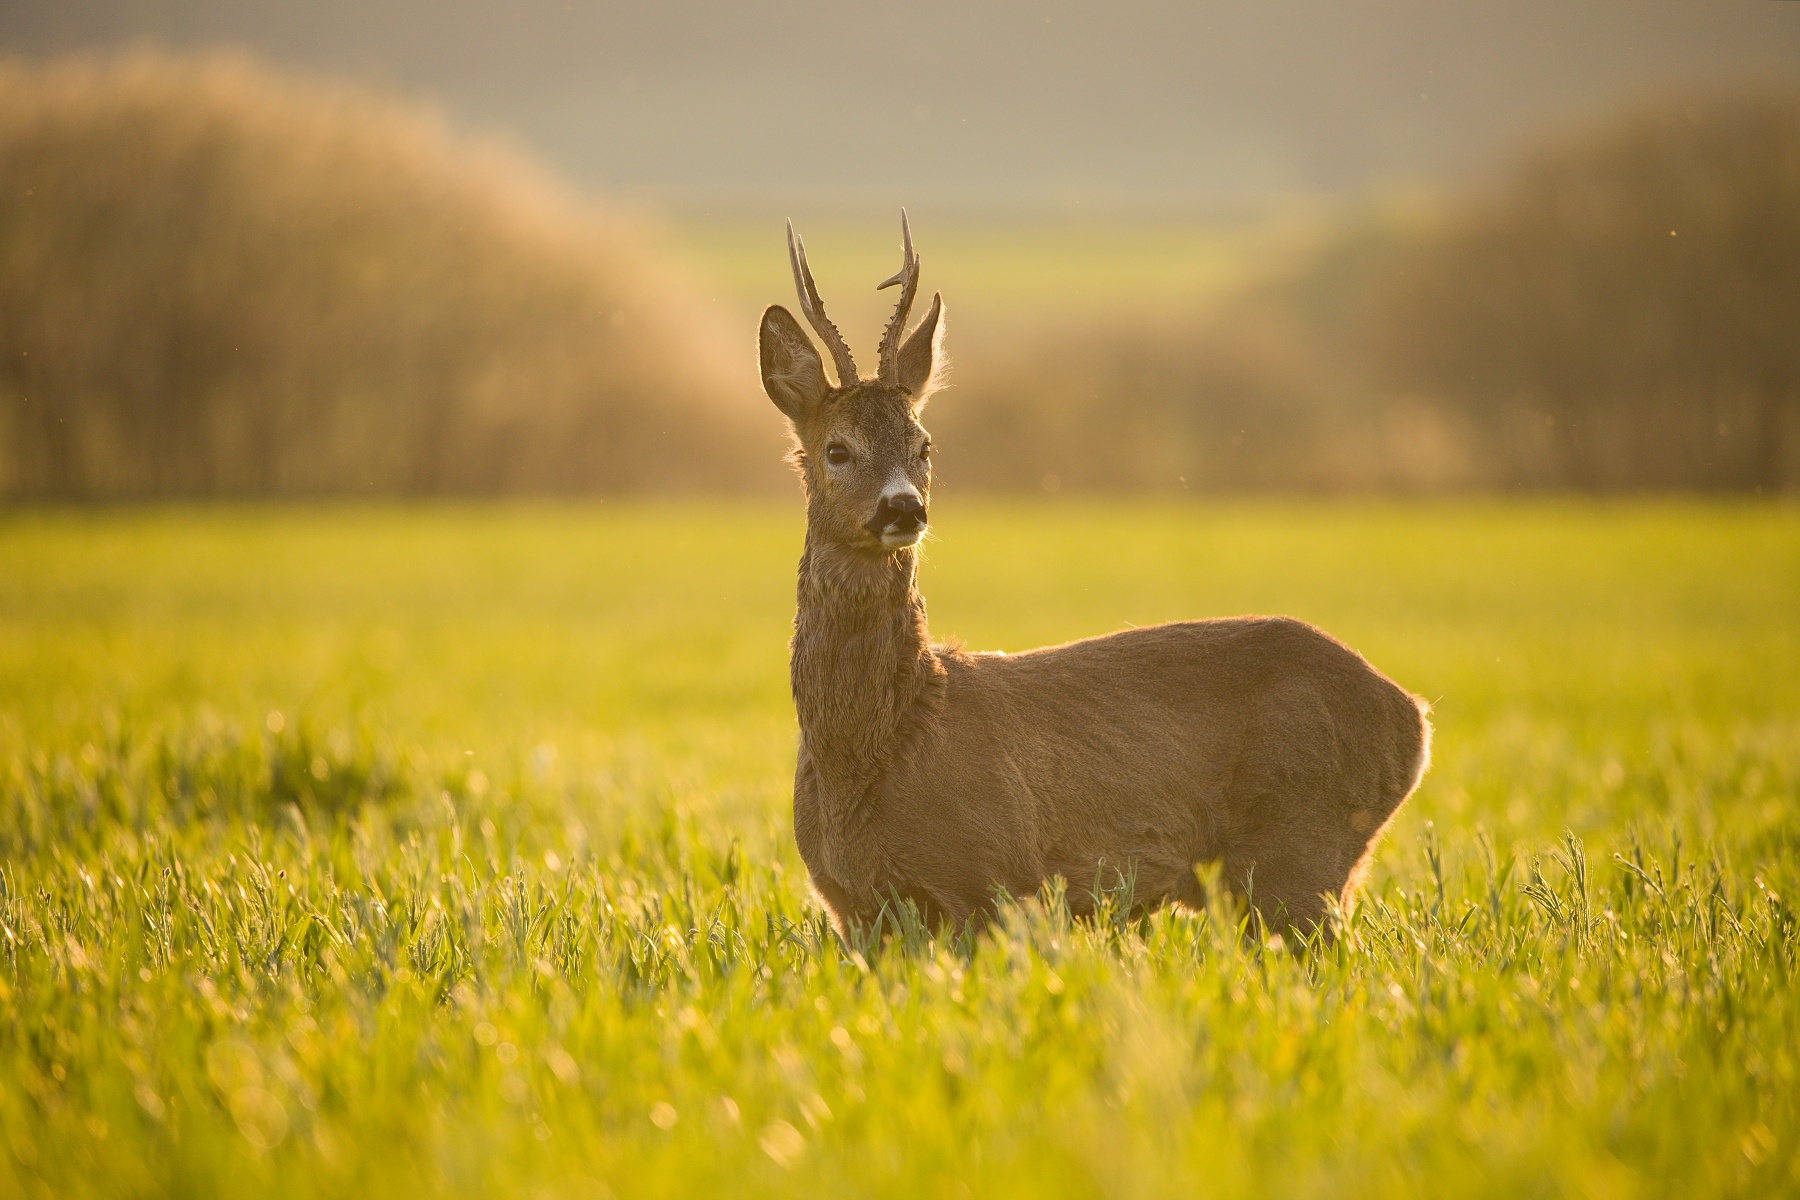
(876, 208, 922, 384)
(786, 220, 859, 387)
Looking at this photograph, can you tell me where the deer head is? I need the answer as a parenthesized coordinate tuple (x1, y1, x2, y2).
(759, 211, 946, 552)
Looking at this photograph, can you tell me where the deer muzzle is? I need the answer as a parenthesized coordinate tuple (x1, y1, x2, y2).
(866, 493, 927, 548)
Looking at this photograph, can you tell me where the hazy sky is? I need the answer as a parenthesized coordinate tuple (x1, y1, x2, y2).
(6, 1, 1800, 207)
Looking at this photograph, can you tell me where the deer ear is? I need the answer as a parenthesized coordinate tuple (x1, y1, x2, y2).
(759, 305, 830, 420)
(895, 293, 945, 403)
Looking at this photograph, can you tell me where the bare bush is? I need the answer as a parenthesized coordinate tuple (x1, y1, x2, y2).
(0, 52, 781, 499)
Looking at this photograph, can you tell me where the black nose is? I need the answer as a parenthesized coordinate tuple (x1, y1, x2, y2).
(865, 493, 927, 535)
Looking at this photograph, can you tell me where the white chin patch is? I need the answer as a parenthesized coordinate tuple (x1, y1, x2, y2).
(880, 527, 925, 549)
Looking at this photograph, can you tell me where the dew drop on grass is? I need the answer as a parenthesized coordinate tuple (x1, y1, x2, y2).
(546, 1047, 579, 1084)
(229, 1087, 288, 1151)
(759, 1120, 805, 1167)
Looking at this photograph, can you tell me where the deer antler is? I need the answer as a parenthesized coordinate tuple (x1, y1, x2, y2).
(787, 221, 859, 387)
(876, 209, 921, 385)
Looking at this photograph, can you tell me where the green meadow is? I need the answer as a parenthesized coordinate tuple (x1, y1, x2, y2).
(2, 501, 1796, 1198)
(660, 208, 1330, 340)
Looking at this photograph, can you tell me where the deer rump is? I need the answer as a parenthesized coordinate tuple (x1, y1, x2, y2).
(794, 615, 1430, 934)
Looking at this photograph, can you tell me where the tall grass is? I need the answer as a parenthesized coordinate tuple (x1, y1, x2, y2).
(1, 502, 1796, 1196)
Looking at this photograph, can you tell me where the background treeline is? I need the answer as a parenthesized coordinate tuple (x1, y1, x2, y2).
(3, 53, 1797, 498)
(939, 90, 1800, 495)
(1374, 93, 1800, 492)
(0, 53, 780, 499)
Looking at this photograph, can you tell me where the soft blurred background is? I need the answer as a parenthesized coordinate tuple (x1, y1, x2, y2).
(4, 1, 1799, 499)
(6, 10, 1800, 1197)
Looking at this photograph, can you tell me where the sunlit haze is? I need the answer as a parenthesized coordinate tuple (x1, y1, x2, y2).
(6, 0, 1799, 207)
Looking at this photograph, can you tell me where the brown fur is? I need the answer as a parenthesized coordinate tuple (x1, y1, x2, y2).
(760, 220, 1430, 937)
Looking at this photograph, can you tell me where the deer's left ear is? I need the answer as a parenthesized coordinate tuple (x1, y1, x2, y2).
(895, 293, 945, 404)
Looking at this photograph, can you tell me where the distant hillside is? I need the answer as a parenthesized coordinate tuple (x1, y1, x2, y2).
(0, 52, 782, 499)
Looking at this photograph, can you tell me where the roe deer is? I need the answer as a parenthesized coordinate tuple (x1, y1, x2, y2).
(760, 212, 1431, 937)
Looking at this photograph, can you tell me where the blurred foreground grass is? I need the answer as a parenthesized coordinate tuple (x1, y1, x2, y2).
(2, 501, 1797, 1198)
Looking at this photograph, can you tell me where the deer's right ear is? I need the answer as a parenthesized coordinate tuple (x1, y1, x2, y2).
(760, 305, 830, 421)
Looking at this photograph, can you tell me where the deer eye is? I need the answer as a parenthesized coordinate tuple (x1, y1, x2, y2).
(824, 443, 851, 465)
(919, 442, 932, 461)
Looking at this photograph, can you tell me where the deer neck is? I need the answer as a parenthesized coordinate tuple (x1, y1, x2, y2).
(791, 530, 940, 815)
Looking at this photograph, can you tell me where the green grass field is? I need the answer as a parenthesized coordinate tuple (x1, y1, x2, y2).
(2, 501, 1797, 1199)
(659, 209, 1333, 344)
